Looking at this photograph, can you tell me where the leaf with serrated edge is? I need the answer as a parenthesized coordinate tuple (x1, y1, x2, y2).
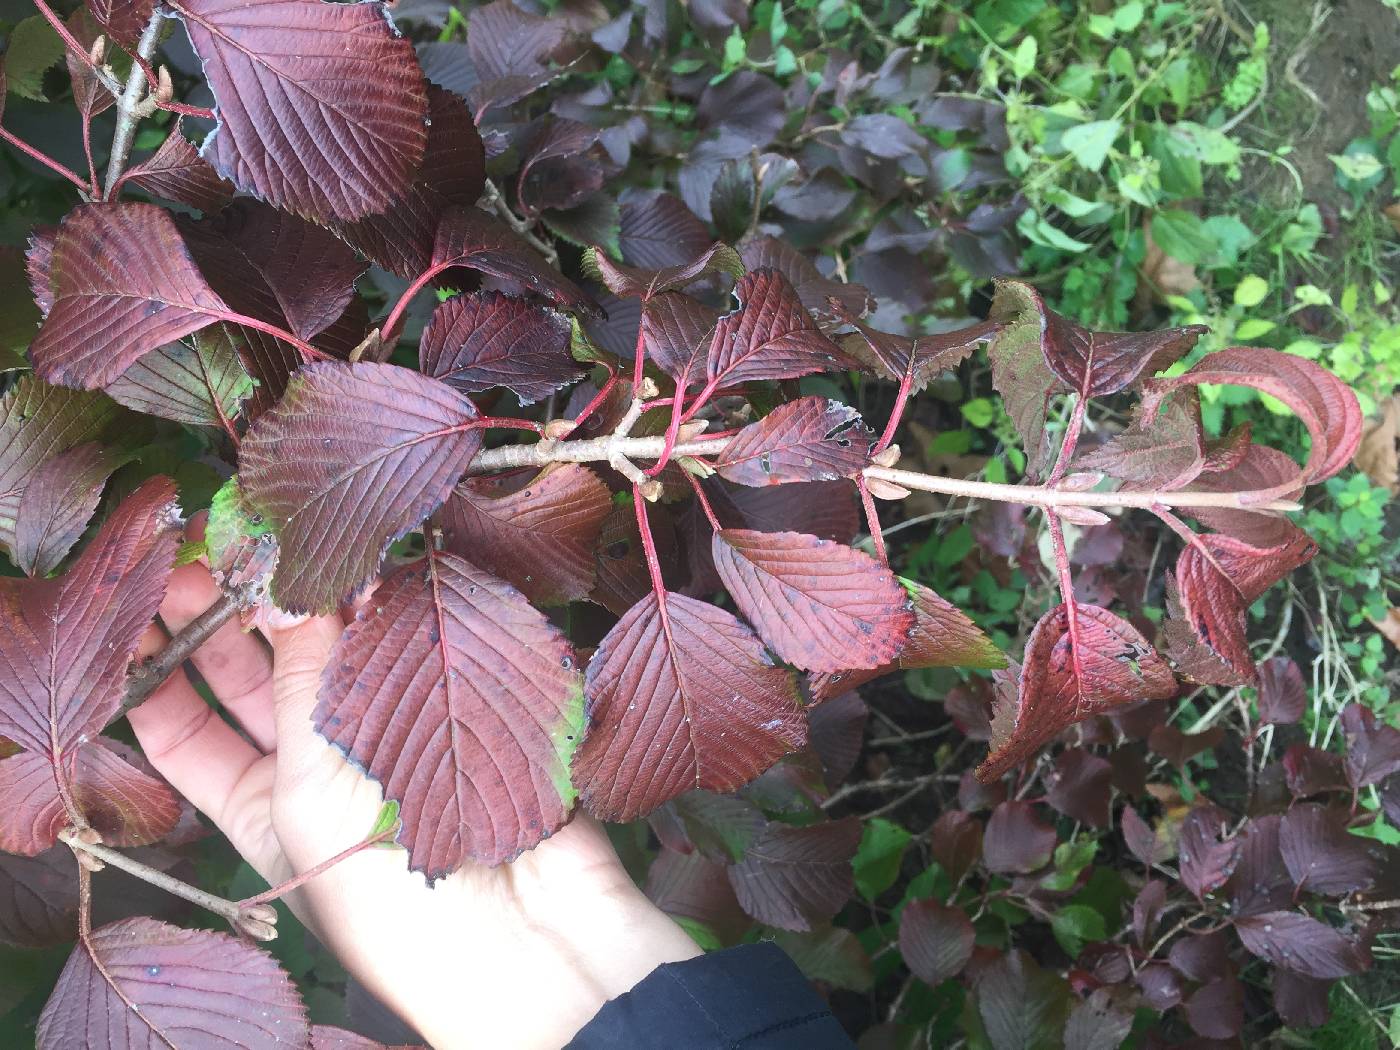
(36, 917, 308, 1049)
(121, 126, 234, 213)
(106, 327, 253, 429)
(584, 241, 743, 300)
(717, 397, 875, 486)
(986, 280, 1068, 478)
(840, 311, 1000, 392)
(574, 591, 805, 821)
(706, 270, 856, 388)
(1234, 912, 1371, 979)
(171, 0, 427, 221)
(900, 899, 975, 985)
(0, 477, 180, 759)
(978, 602, 1176, 781)
(712, 528, 913, 672)
(1075, 389, 1207, 491)
(317, 551, 583, 876)
(739, 237, 872, 322)
(618, 190, 713, 270)
(725, 818, 860, 931)
(640, 291, 718, 388)
(239, 362, 481, 614)
(13, 443, 123, 577)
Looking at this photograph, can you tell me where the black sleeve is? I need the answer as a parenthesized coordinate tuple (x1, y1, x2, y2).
(566, 942, 855, 1049)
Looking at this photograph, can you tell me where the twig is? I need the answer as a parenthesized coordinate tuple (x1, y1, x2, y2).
(483, 179, 558, 267)
(103, 10, 164, 198)
(60, 828, 278, 940)
(238, 826, 398, 908)
(121, 585, 256, 714)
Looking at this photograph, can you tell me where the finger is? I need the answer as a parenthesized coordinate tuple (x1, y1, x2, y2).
(267, 614, 345, 782)
(126, 624, 272, 865)
(159, 559, 277, 752)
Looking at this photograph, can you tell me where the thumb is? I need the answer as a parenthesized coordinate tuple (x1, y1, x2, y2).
(267, 614, 344, 780)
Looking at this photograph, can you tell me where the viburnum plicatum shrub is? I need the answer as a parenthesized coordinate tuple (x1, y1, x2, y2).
(0, 0, 1375, 1044)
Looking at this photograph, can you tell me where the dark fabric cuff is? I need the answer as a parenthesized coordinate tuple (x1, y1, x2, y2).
(566, 942, 854, 1049)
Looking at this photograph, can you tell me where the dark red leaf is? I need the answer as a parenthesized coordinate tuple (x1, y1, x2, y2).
(464, 0, 571, 115)
(983, 800, 1056, 874)
(945, 681, 995, 741)
(808, 691, 867, 792)
(0, 847, 76, 947)
(0, 477, 179, 759)
(1136, 962, 1183, 1010)
(1140, 347, 1363, 495)
(1168, 930, 1231, 982)
(977, 603, 1175, 782)
(573, 591, 805, 821)
(1121, 805, 1173, 867)
(105, 327, 253, 428)
(585, 241, 743, 301)
(696, 70, 784, 147)
(717, 397, 875, 486)
(1187, 443, 1305, 548)
(739, 237, 872, 323)
(618, 191, 712, 270)
(516, 117, 604, 217)
(1183, 974, 1243, 1039)
(13, 442, 122, 577)
(1133, 879, 1168, 947)
(36, 917, 308, 1048)
(639, 291, 719, 387)
(1283, 744, 1350, 798)
(171, 0, 428, 221)
(85, 0, 152, 46)
(1257, 656, 1306, 725)
(438, 464, 610, 607)
(725, 818, 861, 931)
(0, 741, 179, 856)
(1063, 989, 1134, 1050)
(1178, 808, 1239, 899)
(986, 281, 1070, 476)
(1075, 389, 1208, 491)
(1037, 300, 1206, 397)
(1227, 813, 1293, 918)
(1147, 723, 1224, 768)
(1272, 969, 1332, 1029)
(28, 203, 232, 389)
(1167, 530, 1317, 685)
(26, 225, 56, 316)
(432, 207, 598, 318)
(1044, 748, 1113, 828)
(317, 551, 582, 875)
(1279, 803, 1381, 896)
(332, 84, 486, 279)
(929, 810, 983, 882)
(769, 927, 873, 993)
(706, 270, 856, 388)
(712, 528, 913, 673)
(840, 310, 1000, 392)
(1341, 703, 1400, 788)
(1235, 912, 1371, 979)
(120, 125, 234, 213)
(64, 11, 115, 120)
(419, 291, 580, 404)
(644, 847, 749, 945)
(899, 899, 975, 986)
(239, 363, 481, 613)
(972, 950, 1071, 1050)
(723, 478, 861, 543)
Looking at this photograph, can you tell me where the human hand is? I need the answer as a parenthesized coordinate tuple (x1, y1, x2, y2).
(128, 540, 700, 1049)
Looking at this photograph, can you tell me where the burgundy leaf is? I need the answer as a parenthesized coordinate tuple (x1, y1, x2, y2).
(1234, 912, 1371, 979)
(585, 241, 743, 301)
(1075, 389, 1208, 491)
(1037, 301, 1206, 397)
(432, 207, 598, 318)
(1167, 530, 1317, 685)
(13, 442, 122, 577)
(1186, 443, 1305, 547)
(590, 500, 679, 617)
(1178, 808, 1239, 899)
(0, 742, 179, 856)
(665, 791, 766, 863)
(105, 327, 253, 428)
(516, 118, 605, 216)
(769, 927, 873, 993)
(645, 846, 750, 945)
(1136, 962, 1183, 1010)
(1340, 703, 1400, 788)
(725, 818, 861, 931)
(723, 479, 860, 543)
(438, 464, 610, 606)
(574, 591, 805, 821)
(120, 125, 235, 213)
(464, 0, 571, 115)
(899, 899, 975, 986)
(1283, 744, 1349, 798)
(0, 378, 121, 560)
(0, 477, 179, 758)
(1044, 747, 1113, 828)
(28, 203, 232, 389)
(712, 528, 914, 672)
(333, 84, 486, 279)
(1257, 656, 1306, 725)
(317, 551, 583, 875)
(986, 280, 1070, 476)
(1147, 724, 1224, 769)
(85, 0, 153, 46)
(36, 917, 308, 1048)
(26, 224, 56, 316)
(618, 191, 712, 270)
(1121, 805, 1173, 867)
(171, 0, 428, 221)
(64, 11, 116, 120)
(717, 397, 875, 486)
(1140, 347, 1363, 495)
(639, 291, 719, 387)
(1183, 974, 1243, 1039)
(983, 800, 1057, 874)
(738, 237, 872, 323)
(972, 950, 1072, 1050)
(1133, 880, 1168, 946)
(419, 291, 581, 404)
(1063, 989, 1134, 1050)
(807, 691, 867, 792)
(238, 362, 481, 613)
(1279, 803, 1381, 895)
(929, 810, 982, 882)
(0, 846, 77, 947)
(1272, 969, 1332, 1029)
(696, 70, 784, 146)
(1226, 813, 1293, 918)
(706, 270, 856, 389)
(839, 310, 1000, 392)
(1168, 930, 1231, 982)
(977, 603, 1176, 782)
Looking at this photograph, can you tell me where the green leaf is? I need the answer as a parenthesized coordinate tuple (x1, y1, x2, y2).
(1010, 36, 1037, 79)
(1233, 274, 1269, 307)
(1150, 209, 1217, 265)
(1050, 903, 1106, 957)
(853, 818, 912, 900)
(174, 541, 208, 567)
(1201, 215, 1254, 266)
(1113, 1, 1145, 31)
(1233, 318, 1275, 340)
(4, 16, 66, 101)
(674, 916, 723, 951)
(1060, 119, 1122, 172)
(369, 799, 402, 847)
(961, 397, 996, 427)
(1167, 122, 1241, 166)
